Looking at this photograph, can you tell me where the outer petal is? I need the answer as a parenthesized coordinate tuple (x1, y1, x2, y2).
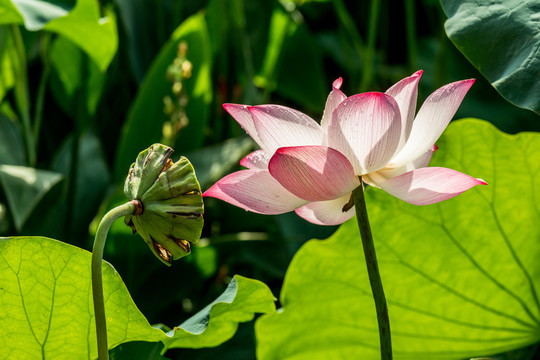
(203, 170, 308, 214)
(223, 104, 264, 147)
(390, 79, 475, 167)
(295, 193, 356, 226)
(249, 105, 324, 155)
(328, 92, 402, 175)
(385, 70, 423, 152)
(321, 78, 347, 130)
(268, 146, 360, 202)
(240, 150, 270, 170)
(370, 167, 487, 205)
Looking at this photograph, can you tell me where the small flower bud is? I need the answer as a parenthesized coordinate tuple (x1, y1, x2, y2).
(123, 144, 204, 266)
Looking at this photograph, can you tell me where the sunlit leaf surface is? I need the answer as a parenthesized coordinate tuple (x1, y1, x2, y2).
(256, 119, 540, 359)
(162, 275, 276, 350)
(6, 0, 75, 30)
(0, 0, 116, 71)
(442, 0, 540, 115)
(0, 237, 275, 358)
(0, 236, 163, 359)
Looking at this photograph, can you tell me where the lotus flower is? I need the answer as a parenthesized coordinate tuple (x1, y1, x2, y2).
(204, 71, 486, 225)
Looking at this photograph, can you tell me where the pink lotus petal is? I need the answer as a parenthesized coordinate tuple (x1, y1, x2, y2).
(203, 170, 307, 214)
(385, 70, 423, 152)
(268, 146, 360, 202)
(328, 92, 402, 175)
(249, 105, 324, 155)
(223, 104, 264, 147)
(390, 79, 475, 167)
(376, 143, 438, 179)
(240, 150, 270, 170)
(295, 193, 356, 225)
(372, 167, 487, 205)
(321, 78, 347, 130)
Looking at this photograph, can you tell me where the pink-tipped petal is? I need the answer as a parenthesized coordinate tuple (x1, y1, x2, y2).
(372, 167, 487, 205)
(240, 150, 270, 170)
(203, 170, 307, 214)
(321, 78, 347, 130)
(390, 79, 475, 167)
(268, 146, 360, 202)
(333, 78, 343, 88)
(328, 92, 402, 175)
(223, 104, 264, 147)
(295, 193, 356, 225)
(385, 70, 423, 152)
(249, 105, 323, 155)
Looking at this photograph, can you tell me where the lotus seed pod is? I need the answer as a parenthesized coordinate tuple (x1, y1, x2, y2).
(123, 144, 204, 266)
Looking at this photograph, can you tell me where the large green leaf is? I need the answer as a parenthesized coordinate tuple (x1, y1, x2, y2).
(442, 0, 540, 115)
(0, 165, 63, 231)
(44, 0, 117, 72)
(0, 1, 26, 24)
(1, 0, 117, 71)
(114, 0, 170, 84)
(0, 236, 164, 359)
(162, 274, 276, 350)
(6, 0, 75, 30)
(0, 27, 17, 103)
(114, 12, 212, 181)
(0, 236, 275, 358)
(256, 119, 540, 359)
(0, 113, 25, 165)
(49, 35, 107, 117)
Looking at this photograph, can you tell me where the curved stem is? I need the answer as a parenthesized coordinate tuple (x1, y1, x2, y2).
(92, 201, 136, 359)
(353, 183, 392, 360)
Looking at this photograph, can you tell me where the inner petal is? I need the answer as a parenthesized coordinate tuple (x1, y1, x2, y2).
(268, 145, 360, 202)
(327, 92, 402, 175)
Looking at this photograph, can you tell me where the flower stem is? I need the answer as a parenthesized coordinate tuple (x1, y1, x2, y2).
(352, 183, 392, 360)
(92, 201, 136, 359)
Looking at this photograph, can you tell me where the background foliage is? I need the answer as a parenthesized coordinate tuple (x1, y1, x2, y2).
(0, 0, 538, 359)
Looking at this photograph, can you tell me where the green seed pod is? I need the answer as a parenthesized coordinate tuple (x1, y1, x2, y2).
(123, 144, 204, 266)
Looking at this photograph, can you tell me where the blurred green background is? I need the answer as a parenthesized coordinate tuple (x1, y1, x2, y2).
(0, 0, 538, 358)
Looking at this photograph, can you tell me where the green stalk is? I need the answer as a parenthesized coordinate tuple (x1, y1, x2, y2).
(360, 0, 381, 92)
(405, 0, 417, 72)
(11, 25, 35, 166)
(92, 201, 136, 359)
(33, 33, 51, 150)
(353, 183, 392, 360)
